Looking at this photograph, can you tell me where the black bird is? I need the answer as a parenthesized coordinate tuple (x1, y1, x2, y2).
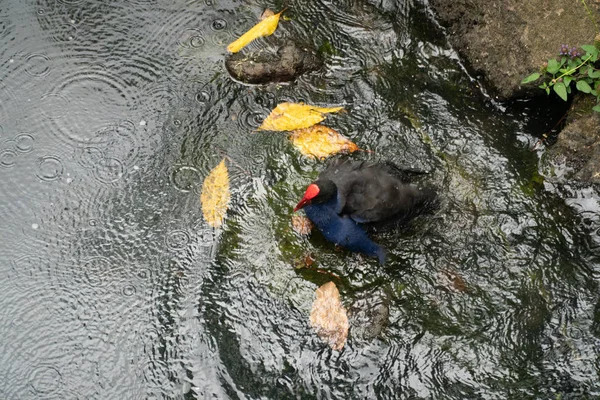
(294, 159, 436, 263)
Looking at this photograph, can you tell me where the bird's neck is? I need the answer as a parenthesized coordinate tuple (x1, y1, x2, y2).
(303, 196, 338, 227)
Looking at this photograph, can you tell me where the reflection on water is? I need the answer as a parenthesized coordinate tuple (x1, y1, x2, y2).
(0, 0, 599, 398)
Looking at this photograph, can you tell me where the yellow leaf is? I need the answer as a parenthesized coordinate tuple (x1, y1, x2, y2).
(310, 282, 349, 351)
(227, 10, 283, 53)
(289, 125, 359, 159)
(200, 159, 230, 228)
(258, 102, 344, 131)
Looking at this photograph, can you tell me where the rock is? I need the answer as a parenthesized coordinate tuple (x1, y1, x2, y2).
(225, 41, 323, 85)
(430, 0, 600, 100)
(347, 288, 390, 341)
(541, 95, 600, 186)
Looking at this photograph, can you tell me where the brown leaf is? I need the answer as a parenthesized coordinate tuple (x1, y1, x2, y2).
(258, 102, 344, 131)
(438, 269, 468, 293)
(200, 158, 230, 228)
(227, 10, 283, 53)
(289, 125, 359, 159)
(260, 9, 275, 20)
(310, 281, 349, 350)
(291, 214, 313, 236)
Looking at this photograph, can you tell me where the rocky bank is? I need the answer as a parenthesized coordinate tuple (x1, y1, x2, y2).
(430, 0, 600, 188)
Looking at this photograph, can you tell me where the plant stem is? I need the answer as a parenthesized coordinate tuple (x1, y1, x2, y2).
(555, 54, 593, 81)
(581, 0, 599, 33)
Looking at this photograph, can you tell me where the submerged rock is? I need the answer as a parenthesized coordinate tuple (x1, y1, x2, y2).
(348, 288, 390, 341)
(225, 41, 323, 85)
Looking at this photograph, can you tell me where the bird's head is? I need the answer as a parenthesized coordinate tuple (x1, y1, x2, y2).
(294, 179, 337, 212)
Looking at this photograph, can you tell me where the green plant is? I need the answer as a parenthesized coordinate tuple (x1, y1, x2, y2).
(522, 44, 600, 112)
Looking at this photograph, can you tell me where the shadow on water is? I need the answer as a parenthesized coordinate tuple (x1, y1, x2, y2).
(0, 0, 599, 398)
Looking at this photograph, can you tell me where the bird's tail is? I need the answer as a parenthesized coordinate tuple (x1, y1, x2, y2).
(415, 186, 439, 215)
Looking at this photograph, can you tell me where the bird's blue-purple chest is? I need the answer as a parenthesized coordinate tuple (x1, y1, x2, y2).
(303, 196, 385, 263)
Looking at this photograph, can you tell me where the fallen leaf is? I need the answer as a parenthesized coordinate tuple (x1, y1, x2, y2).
(200, 158, 230, 227)
(293, 253, 316, 269)
(291, 214, 313, 236)
(260, 9, 275, 20)
(290, 125, 359, 159)
(310, 281, 349, 351)
(437, 269, 468, 293)
(258, 102, 344, 131)
(227, 10, 283, 53)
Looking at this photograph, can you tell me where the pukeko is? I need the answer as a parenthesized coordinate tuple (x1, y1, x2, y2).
(294, 159, 437, 264)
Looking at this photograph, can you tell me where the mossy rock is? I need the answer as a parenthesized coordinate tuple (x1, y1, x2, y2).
(225, 40, 323, 85)
(541, 95, 600, 186)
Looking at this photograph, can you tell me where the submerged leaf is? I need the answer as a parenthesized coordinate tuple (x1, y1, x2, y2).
(289, 125, 359, 159)
(310, 281, 349, 351)
(227, 10, 283, 53)
(200, 159, 231, 227)
(291, 214, 313, 236)
(258, 102, 344, 131)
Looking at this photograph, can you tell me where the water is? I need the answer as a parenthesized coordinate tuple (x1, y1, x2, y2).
(1, 0, 599, 398)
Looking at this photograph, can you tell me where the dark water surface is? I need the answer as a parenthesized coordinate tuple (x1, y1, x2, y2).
(1, 0, 599, 398)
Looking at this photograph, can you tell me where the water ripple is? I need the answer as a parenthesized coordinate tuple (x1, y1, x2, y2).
(46, 66, 139, 145)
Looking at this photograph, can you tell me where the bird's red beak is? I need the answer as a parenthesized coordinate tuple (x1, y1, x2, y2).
(294, 183, 320, 212)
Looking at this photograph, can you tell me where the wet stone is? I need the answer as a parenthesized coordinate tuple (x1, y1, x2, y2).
(225, 40, 323, 85)
(540, 96, 600, 187)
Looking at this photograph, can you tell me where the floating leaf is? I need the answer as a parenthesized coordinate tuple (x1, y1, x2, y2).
(258, 102, 344, 131)
(200, 158, 230, 227)
(289, 125, 359, 159)
(292, 214, 313, 236)
(227, 10, 283, 53)
(310, 281, 349, 351)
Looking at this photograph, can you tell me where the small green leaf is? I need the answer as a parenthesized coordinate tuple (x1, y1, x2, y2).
(563, 76, 573, 86)
(553, 82, 568, 101)
(577, 81, 592, 93)
(582, 45, 598, 56)
(521, 72, 541, 84)
(547, 59, 561, 74)
(593, 105, 600, 112)
(568, 59, 578, 69)
(591, 90, 598, 96)
(546, 87, 551, 95)
(589, 69, 600, 78)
